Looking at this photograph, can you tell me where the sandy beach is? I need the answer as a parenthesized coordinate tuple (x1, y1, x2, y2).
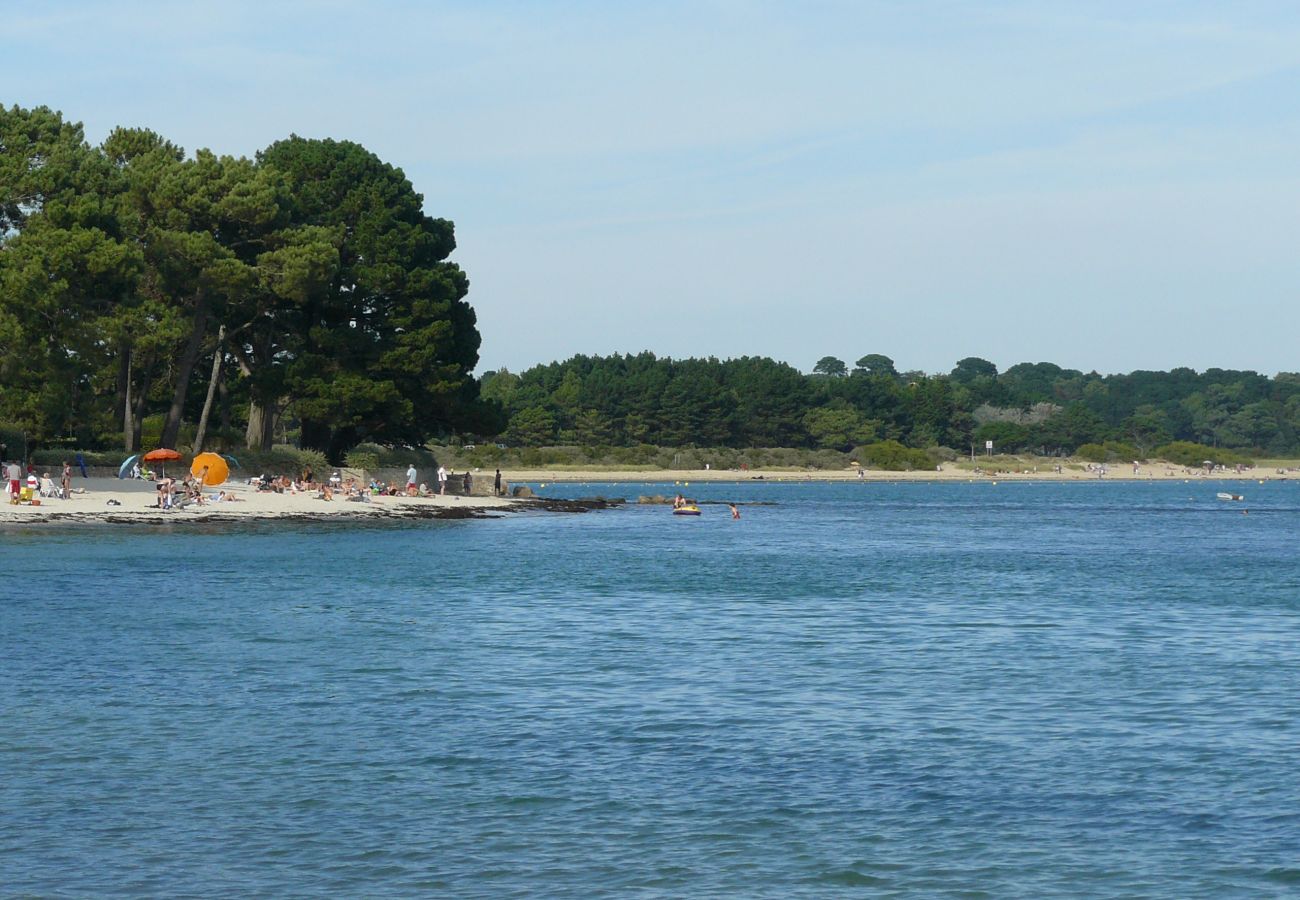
(498, 462, 1294, 484)
(0, 477, 525, 525)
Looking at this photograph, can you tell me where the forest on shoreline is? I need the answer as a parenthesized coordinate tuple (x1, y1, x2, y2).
(478, 353, 1300, 466)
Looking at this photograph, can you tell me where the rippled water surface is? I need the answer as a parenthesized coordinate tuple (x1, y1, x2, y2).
(3, 480, 1299, 896)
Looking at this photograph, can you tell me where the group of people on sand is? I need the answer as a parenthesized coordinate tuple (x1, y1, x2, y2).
(7, 459, 73, 503)
(237, 463, 477, 503)
(153, 466, 233, 509)
(143, 461, 502, 507)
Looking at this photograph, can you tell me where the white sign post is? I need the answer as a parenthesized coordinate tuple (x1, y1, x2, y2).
(985, 440, 993, 457)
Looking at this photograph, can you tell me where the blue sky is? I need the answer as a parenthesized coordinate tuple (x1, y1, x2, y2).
(8, 1, 1300, 376)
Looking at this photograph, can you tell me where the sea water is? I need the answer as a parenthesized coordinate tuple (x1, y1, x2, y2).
(2, 480, 1298, 896)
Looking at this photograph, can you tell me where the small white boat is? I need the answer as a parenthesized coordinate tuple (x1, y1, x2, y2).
(1216, 492, 1243, 501)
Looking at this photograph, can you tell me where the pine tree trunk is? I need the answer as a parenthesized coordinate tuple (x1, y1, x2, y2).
(218, 377, 230, 433)
(122, 349, 136, 452)
(245, 402, 265, 450)
(131, 369, 151, 451)
(193, 326, 225, 454)
(245, 400, 277, 451)
(160, 289, 209, 449)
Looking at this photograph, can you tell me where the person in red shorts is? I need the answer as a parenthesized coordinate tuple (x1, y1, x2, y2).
(6, 459, 21, 500)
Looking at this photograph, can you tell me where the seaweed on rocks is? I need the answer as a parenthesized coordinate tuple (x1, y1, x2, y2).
(532, 497, 624, 513)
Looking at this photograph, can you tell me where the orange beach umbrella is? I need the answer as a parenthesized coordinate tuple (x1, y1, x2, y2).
(190, 452, 229, 486)
(141, 447, 181, 477)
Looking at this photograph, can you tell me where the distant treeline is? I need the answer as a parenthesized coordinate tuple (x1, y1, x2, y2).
(482, 353, 1300, 457)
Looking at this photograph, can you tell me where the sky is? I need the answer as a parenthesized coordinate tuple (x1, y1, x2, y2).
(8, 0, 1300, 377)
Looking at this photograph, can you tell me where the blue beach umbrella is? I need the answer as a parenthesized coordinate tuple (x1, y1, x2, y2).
(117, 453, 141, 479)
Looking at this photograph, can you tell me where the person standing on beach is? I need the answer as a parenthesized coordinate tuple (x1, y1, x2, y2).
(494, 469, 502, 496)
(406, 463, 418, 496)
(7, 460, 22, 500)
(437, 464, 448, 495)
(61, 460, 71, 498)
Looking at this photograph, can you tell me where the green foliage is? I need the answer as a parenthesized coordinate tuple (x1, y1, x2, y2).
(507, 407, 557, 446)
(256, 136, 485, 460)
(486, 352, 1300, 457)
(813, 356, 848, 377)
(973, 420, 1031, 452)
(950, 357, 998, 382)
(239, 445, 330, 477)
(803, 403, 876, 450)
(1075, 443, 1107, 463)
(854, 354, 897, 377)
(1033, 403, 1108, 453)
(29, 449, 124, 467)
(0, 423, 27, 460)
(344, 450, 380, 472)
(854, 440, 933, 471)
(1076, 441, 1140, 463)
(345, 442, 440, 469)
(140, 416, 165, 451)
(1153, 442, 1253, 467)
(0, 105, 486, 463)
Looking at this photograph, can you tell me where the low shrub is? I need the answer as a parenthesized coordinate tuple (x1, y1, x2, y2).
(1077, 441, 1141, 463)
(854, 440, 932, 471)
(29, 449, 126, 467)
(1154, 441, 1253, 468)
(239, 445, 329, 478)
(344, 450, 380, 473)
(350, 442, 440, 469)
